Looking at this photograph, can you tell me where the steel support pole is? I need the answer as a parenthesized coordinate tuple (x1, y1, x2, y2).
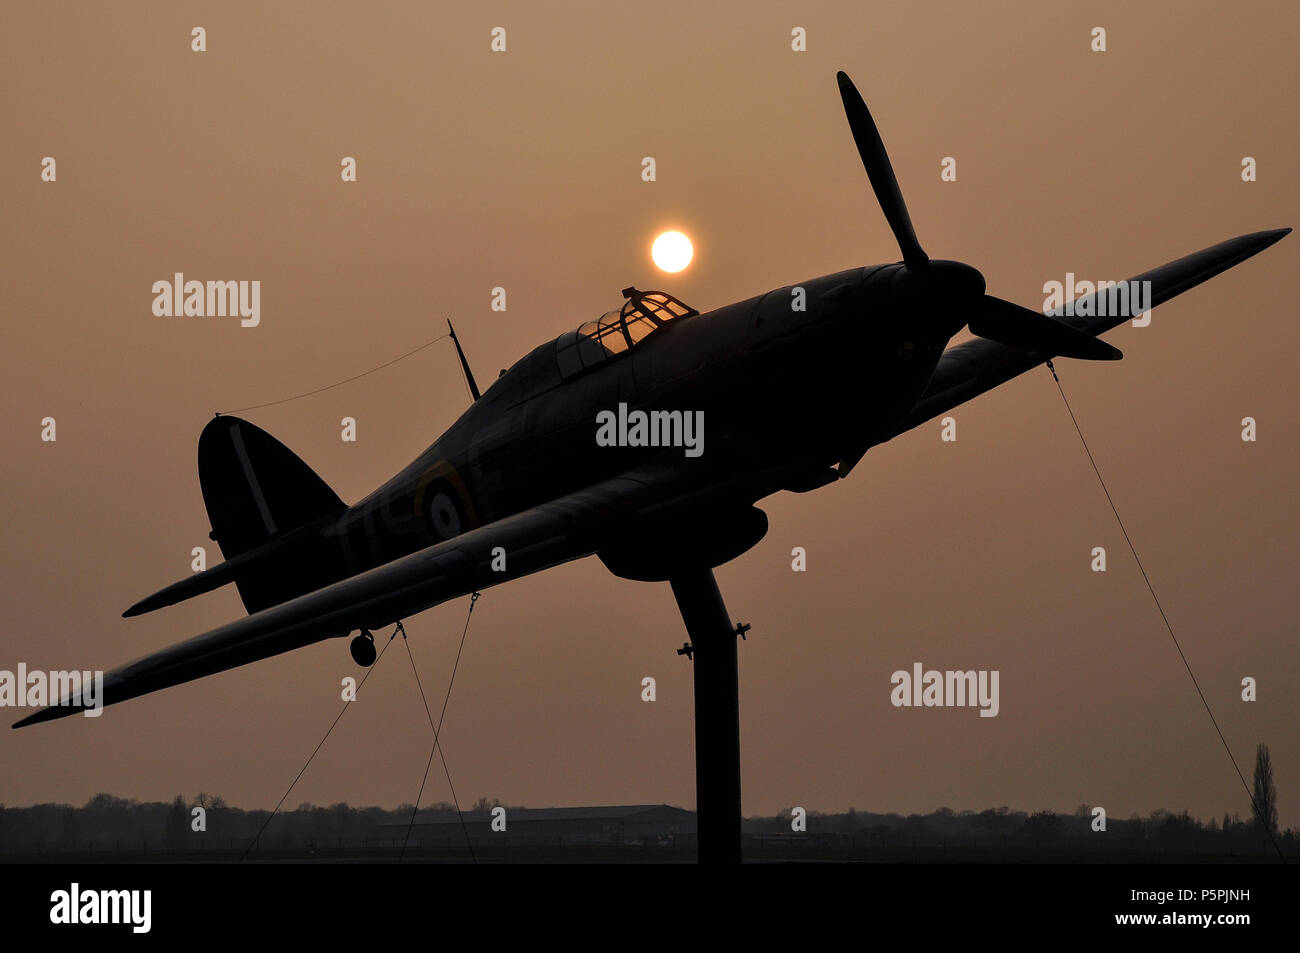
(670, 568, 742, 864)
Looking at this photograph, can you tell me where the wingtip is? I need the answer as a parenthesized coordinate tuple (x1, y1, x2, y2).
(13, 702, 91, 728)
(123, 594, 156, 616)
(1252, 227, 1291, 248)
(1220, 227, 1292, 262)
(1096, 338, 1124, 361)
(1078, 341, 1123, 361)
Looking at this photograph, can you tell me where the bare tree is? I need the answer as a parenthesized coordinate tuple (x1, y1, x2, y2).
(1251, 743, 1279, 835)
(165, 794, 189, 847)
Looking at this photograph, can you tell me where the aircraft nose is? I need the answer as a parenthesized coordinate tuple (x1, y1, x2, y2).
(887, 259, 986, 339)
(892, 259, 986, 303)
(924, 260, 986, 299)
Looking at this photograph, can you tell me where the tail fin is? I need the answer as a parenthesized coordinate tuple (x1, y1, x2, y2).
(199, 415, 344, 556)
(198, 415, 346, 610)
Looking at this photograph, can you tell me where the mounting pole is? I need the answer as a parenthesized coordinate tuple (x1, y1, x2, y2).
(670, 568, 743, 864)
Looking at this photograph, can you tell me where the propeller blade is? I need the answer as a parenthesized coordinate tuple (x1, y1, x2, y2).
(837, 71, 928, 270)
(970, 296, 1123, 360)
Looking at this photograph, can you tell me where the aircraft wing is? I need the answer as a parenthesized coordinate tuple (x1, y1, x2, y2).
(892, 228, 1290, 434)
(13, 463, 701, 728)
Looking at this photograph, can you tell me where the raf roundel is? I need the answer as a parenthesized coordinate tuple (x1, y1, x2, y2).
(427, 490, 464, 540)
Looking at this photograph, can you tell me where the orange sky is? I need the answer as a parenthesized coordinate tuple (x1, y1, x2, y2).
(2, 1, 1296, 827)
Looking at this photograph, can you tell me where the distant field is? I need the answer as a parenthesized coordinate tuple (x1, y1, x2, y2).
(3, 844, 1285, 864)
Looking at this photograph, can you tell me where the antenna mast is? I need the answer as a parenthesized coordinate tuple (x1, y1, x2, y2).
(447, 319, 481, 401)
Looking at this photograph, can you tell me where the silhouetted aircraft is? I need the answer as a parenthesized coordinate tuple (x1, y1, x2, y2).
(15, 72, 1288, 863)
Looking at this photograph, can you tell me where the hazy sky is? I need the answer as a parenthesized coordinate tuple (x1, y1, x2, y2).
(2, 1, 1296, 828)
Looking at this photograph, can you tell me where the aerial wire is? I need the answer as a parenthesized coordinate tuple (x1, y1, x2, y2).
(218, 331, 451, 414)
(1045, 359, 1284, 862)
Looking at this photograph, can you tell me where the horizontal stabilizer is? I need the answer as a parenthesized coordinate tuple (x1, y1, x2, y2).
(122, 520, 326, 617)
(123, 558, 242, 617)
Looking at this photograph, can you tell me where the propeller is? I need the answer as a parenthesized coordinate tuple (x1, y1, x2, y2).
(970, 297, 1122, 360)
(836, 70, 1122, 361)
(837, 72, 928, 270)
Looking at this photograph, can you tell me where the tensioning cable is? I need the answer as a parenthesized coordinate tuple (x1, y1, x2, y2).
(238, 624, 401, 862)
(399, 592, 482, 863)
(1045, 359, 1284, 862)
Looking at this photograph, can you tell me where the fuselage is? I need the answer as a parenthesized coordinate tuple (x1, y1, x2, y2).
(295, 261, 961, 586)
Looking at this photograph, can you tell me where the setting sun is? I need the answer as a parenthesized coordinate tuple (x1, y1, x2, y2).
(651, 230, 693, 273)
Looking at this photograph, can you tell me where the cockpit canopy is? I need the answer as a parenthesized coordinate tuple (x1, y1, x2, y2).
(556, 287, 698, 379)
